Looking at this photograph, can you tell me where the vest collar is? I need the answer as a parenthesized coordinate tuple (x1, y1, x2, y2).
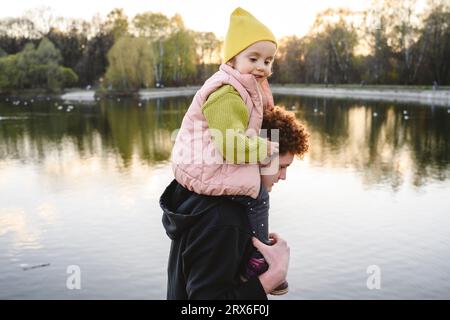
(219, 63, 258, 93)
(218, 63, 274, 110)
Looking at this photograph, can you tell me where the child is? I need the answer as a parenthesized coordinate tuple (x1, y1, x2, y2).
(171, 7, 288, 295)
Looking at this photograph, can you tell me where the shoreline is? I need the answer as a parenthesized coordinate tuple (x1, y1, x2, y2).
(4, 86, 450, 106)
(271, 86, 450, 107)
(59, 87, 201, 102)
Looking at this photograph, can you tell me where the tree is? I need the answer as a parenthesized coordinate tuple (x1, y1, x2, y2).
(163, 15, 197, 86)
(0, 54, 18, 89)
(194, 32, 221, 65)
(105, 8, 129, 42)
(23, 6, 56, 36)
(420, 1, 450, 84)
(0, 17, 39, 39)
(372, 0, 426, 84)
(193, 31, 221, 82)
(274, 36, 305, 83)
(105, 36, 154, 91)
(74, 16, 114, 86)
(363, 10, 395, 84)
(75, 32, 113, 86)
(317, 9, 359, 83)
(132, 12, 170, 85)
(0, 37, 77, 91)
(301, 8, 360, 84)
(47, 22, 88, 71)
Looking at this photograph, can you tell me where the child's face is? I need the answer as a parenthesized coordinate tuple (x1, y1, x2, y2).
(227, 41, 276, 83)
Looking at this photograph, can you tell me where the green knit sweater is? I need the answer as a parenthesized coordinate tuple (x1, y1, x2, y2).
(202, 85, 269, 164)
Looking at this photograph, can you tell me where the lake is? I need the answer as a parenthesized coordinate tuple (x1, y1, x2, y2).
(0, 94, 449, 299)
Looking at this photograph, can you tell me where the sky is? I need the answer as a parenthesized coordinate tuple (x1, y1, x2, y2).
(0, 0, 374, 38)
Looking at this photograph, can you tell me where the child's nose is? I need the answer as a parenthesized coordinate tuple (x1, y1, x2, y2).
(256, 61, 266, 70)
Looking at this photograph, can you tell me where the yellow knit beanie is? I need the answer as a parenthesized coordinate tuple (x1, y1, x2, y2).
(223, 7, 277, 62)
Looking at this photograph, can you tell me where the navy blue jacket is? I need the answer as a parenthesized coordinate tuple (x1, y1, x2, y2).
(160, 180, 267, 300)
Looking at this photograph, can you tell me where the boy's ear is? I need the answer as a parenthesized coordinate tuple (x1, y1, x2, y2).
(226, 58, 235, 67)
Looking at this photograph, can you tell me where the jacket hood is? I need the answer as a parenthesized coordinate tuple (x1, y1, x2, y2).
(160, 180, 222, 240)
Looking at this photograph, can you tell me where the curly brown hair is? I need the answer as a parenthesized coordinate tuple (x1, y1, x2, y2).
(262, 106, 309, 157)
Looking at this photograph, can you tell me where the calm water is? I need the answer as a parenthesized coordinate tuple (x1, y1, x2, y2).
(0, 94, 449, 299)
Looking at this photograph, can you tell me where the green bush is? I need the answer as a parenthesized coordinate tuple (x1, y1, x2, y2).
(0, 38, 78, 92)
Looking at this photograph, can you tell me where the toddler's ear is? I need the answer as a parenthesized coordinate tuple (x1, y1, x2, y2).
(226, 58, 235, 68)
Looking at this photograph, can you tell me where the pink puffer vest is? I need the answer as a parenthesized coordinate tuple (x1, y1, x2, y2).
(171, 63, 275, 199)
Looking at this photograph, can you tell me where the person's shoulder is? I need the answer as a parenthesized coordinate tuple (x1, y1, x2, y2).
(195, 198, 249, 232)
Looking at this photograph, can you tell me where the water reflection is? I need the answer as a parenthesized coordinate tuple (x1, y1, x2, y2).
(1, 95, 450, 299)
(0, 97, 190, 168)
(276, 96, 450, 190)
(1, 95, 449, 189)
(0, 207, 42, 250)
